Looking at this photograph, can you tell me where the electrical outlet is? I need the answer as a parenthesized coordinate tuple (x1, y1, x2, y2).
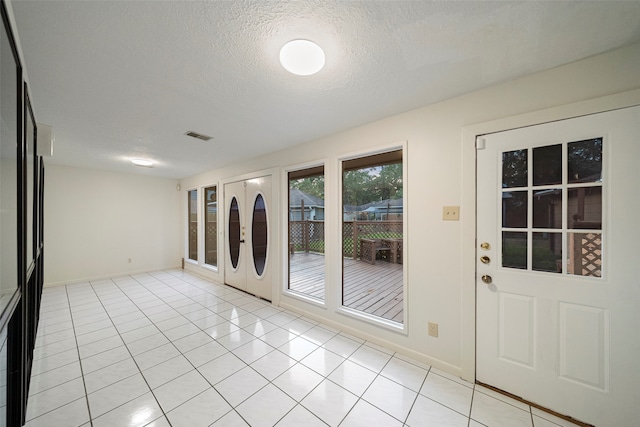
(428, 322, 438, 337)
(442, 206, 460, 221)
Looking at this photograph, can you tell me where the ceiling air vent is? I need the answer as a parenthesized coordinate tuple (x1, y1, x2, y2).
(184, 131, 213, 141)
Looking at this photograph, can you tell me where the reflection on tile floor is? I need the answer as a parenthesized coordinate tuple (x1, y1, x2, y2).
(27, 270, 568, 427)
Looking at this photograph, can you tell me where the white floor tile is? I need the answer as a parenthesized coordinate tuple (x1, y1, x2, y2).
(80, 345, 131, 374)
(133, 343, 181, 371)
(29, 361, 82, 396)
(380, 356, 428, 392)
(26, 378, 86, 421)
(78, 335, 124, 359)
(165, 388, 231, 427)
(197, 352, 246, 385)
(152, 370, 210, 412)
(362, 375, 417, 422)
(341, 399, 403, 427)
(31, 349, 79, 376)
(300, 347, 345, 377)
(92, 392, 162, 427)
(327, 360, 377, 396)
(243, 319, 278, 337)
(278, 336, 318, 361)
(25, 397, 89, 427)
(322, 335, 361, 358)
(162, 323, 201, 341)
(275, 404, 327, 427)
(273, 363, 324, 401)
(121, 325, 161, 344)
(216, 328, 256, 350)
(299, 325, 337, 345)
(126, 333, 170, 356)
(214, 366, 268, 407)
(84, 357, 139, 393)
(301, 380, 358, 427)
(142, 355, 193, 389)
(183, 340, 228, 367)
(348, 345, 392, 373)
(420, 371, 473, 416)
(406, 395, 469, 427)
(531, 407, 578, 427)
(236, 384, 296, 427)
(87, 373, 150, 418)
(474, 384, 531, 411)
(210, 410, 249, 426)
(470, 391, 533, 427)
(259, 327, 297, 348)
(250, 350, 296, 381)
(232, 338, 274, 364)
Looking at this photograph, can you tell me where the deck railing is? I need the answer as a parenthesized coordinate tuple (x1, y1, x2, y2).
(289, 220, 403, 259)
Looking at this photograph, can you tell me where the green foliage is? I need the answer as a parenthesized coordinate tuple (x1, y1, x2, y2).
(343, 163, 403, 206)
(290, 175, 325, 200)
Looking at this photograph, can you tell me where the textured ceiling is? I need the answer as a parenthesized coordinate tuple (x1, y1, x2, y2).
(10, 0, 640, 179)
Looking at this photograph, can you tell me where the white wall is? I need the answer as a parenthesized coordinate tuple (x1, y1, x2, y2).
(44, 164, 182, 285)
(180, 43, 640, 377)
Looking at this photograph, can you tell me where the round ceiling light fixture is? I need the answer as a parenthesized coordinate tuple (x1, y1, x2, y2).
(131, 158, 154, 167)
(279, 39, 325, 76)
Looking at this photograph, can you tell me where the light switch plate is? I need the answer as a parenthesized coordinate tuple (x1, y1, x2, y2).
(443, 206, 460, 221)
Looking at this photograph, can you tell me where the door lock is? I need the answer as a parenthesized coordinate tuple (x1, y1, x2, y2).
(481, 275, 492, 284)
(480, 242, 491, 250)
(480, 255, 491, 264)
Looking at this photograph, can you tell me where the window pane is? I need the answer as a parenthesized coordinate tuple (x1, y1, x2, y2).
(533, 144, 562, 186)
(1, 17, 19, 312)
(26, 100, 34, 269)
(568, 138, 602, 184)
(188, 190, 197, 261)
(252, 194, 268, 276)
(532, 232, 562, 273)
(288, 169, 325, 300)
(502, 191, 527, 228)
(204, 186, 217, 267)
(342, 151, 403, 324)
(568, 187, 602, 230)
(502, 149, 528, 188)
(533, 189, 561, 229)
(502, 231, 527, 269)
(568, 232, 602, 277)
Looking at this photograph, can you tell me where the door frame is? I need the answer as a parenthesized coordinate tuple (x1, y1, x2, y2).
(459, 89, 640, 383)
(220, 167, 281, 305)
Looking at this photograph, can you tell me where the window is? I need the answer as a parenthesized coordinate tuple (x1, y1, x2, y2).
(288, 166, 325, 300)
(203, 186, 217, 267)
(342, 150, 404, 323)
(187, 189, 198, 261)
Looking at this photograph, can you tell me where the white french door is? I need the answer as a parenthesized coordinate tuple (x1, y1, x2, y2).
(476, 106, 640, 426)
(224, 176, 272, 301)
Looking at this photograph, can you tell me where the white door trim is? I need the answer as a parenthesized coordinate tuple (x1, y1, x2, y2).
(459, 89, 640, 383)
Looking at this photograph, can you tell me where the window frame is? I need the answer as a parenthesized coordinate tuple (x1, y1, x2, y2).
(202, 183, 219, 270)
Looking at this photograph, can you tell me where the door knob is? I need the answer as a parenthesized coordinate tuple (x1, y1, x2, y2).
(481, 275, 492, 284)
(480, 255, 490, 264)
(239, 239, 245, 243)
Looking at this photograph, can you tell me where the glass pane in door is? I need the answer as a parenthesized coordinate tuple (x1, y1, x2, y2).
(568, 138, 602, 183)
(228, 197, 241, 269)
(533, 144, 562, 186)
(251, 194, 267, 276)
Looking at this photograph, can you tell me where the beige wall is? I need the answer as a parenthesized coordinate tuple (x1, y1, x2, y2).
(180, 43, 640, 378)
(44, 165, 182, 285)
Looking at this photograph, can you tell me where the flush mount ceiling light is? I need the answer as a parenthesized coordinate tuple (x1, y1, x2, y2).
(131, 158, 154, 167)
(279, 39, 325, 76)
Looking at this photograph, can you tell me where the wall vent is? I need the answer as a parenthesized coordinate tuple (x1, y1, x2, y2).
(184, 131, 213, 141)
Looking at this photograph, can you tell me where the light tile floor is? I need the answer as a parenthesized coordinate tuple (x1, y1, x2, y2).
(27, 270, 573, 427)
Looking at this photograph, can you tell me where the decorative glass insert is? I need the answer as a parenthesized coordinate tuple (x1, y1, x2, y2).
(204, 186, 217, 267)
(228, 197, 240, 269)
(187, 190, 197, 261)
(251, 194, 268, 276)
(500, 139, 604, 277)
(502, 149, 528, 188)
(533, 144, 562, 186)
(502, 232, 527, 269)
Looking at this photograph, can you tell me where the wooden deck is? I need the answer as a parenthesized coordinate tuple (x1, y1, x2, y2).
(289, 252, 404, 323)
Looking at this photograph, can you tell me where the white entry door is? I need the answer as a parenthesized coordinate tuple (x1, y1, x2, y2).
(477, 106, 640, 426)
(224, 176, 272, 301)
